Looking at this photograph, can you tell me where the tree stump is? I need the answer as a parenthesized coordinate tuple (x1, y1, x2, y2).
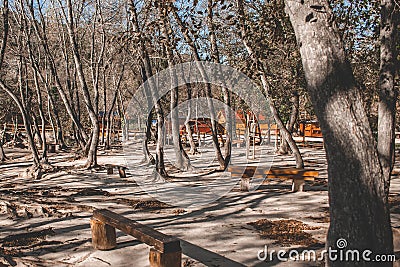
(291, 178, 305, 192)
(149, 248, 181, 267)
(240, 177, 250, 191)
(90, 218, 116, 250)
(118, 167, 126, 178)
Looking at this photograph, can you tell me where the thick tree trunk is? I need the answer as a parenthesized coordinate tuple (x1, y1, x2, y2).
(377, 0, 399, 197)
(284, 1, 393, 265)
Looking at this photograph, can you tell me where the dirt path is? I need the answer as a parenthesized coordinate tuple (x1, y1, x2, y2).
(0, 145, 399, 266)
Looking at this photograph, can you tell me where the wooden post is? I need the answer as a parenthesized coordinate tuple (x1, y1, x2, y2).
(149, 248, 181, 267)
(240, 177, 250, 191)
(118, 167, 126, 178)
(48, 144, 56, 153)
(292, 178, 305, 192)
(90, 218, 117, 250)
(107, 166, 113, 175)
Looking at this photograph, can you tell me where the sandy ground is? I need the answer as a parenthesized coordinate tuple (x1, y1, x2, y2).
(0, 142, 399, 267)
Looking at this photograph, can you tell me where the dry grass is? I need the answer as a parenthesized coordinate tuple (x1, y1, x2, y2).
(248, 219, 322, 247)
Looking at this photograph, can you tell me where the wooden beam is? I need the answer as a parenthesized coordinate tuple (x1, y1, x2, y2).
(92, 209, 181, 253)
(228, 166, 319, 178)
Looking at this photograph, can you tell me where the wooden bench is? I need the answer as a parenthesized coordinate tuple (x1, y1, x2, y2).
(228, 166, 319, 192)
(105, 164, 127, 178)
(90, 209, 181, 267)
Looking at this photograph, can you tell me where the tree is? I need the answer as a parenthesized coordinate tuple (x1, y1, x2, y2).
(377, 0, 399, 196)
(62, 0, 101, 168)
(158, 2, 191, 171)
(0, 0, 41, 172)
(237, 0, 304, 168)
(172, 5, 227, 170)
(129, 0, 167, 176)
(284, 1, 394, 265)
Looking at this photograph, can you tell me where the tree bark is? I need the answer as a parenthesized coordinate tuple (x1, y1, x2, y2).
(101, 71, 107, 146)
(284, 1, 393, 265)
(377, 0, 399, 197)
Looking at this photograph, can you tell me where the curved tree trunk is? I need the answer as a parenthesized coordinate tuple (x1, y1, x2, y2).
(64, 0, 99, 168)
(159, 3, 191, 171)
(0, 81, 41, 167)
(208, 0, 232, 168)
(130, 1, 166, 176)
(172, 9, 225, 169)
(279, 91, 299, 154)
(284, 1, 393, 265)
(237, 0, 304, 168)
(184, 84, 198, 155)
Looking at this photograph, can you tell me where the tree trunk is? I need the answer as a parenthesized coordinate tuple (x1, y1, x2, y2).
(284, 1, 393, 265)
(0, 144, 6, 162)
(377, 0, 399, 197)
(64, 0, 99, 168)
(130, 1, 166, 176)
(31, 114, 43, 149)
(101, 72, 107, 146)
(28, 5, 88, 148)
(0, 124, 7, 162)
(208, 0, 232, 168)
(159, 3, 191, 171)
(237, 0, 304, 168)
(105, 90, 118, 150)
(47, 96, 57, 144)
(172, 9, 225, 169)
(184, 84, 198, 155)
(0, 81, 41, 167)
(279, 91, 299, 154)
(31, 62, 48, 160)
